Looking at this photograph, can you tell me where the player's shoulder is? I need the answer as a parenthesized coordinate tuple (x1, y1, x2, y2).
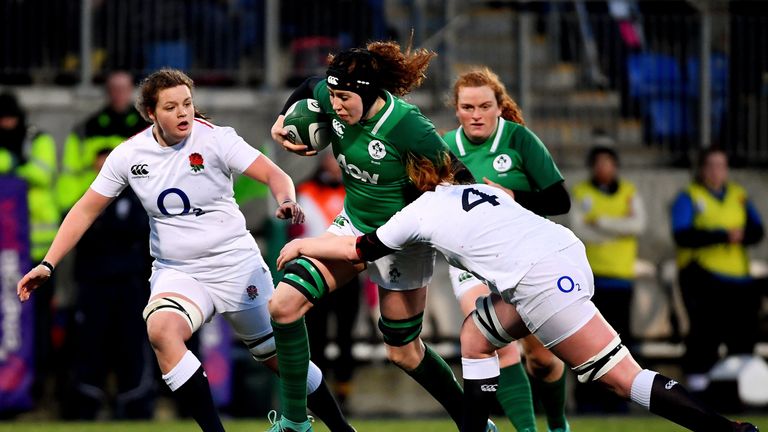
(114, 125, 153, 154)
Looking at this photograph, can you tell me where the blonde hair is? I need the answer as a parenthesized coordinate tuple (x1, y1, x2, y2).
(135, 68, 207, 122)
(451, 67, 525, 125)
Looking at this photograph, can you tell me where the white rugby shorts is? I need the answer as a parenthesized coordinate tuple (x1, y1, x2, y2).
(150, 248, 274, 315)
(506, 241, 598, 348)
(327, 208, 435, 290)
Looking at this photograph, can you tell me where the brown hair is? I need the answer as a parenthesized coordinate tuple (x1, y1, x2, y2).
(135, 68, 207, 122)
(451, 67, 525, 125)
(327, 40, 436, 97)
(406, 152, 455, 193)
(694, 146, 728, 183)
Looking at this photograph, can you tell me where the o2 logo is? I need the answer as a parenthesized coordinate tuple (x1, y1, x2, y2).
(157, 188, 206, 217)
(557, 275, 581, 293)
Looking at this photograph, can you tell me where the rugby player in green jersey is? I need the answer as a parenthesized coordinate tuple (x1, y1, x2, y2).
(443, 67, 571, 432)
(267, 41, 485, 432)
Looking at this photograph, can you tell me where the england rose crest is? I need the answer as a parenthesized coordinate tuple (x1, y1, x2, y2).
(189, 153, 204, 172)
(246, 285, 259, 300)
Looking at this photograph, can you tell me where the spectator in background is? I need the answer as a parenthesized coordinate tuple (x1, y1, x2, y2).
(570, 144, 646, 413)
(62, 148, 156, 420)
(57, 70, 148, 213)
(671, 147, 764, 399)
(0, 91, 60, 403)
(294, 151, 361, 411)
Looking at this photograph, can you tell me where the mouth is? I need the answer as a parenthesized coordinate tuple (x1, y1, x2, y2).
(177, 120, 190, 131)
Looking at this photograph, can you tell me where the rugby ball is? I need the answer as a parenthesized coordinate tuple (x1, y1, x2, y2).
(283, 98, 331, 152)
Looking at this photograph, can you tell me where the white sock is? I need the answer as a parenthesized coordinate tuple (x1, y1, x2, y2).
(306, 360, 322, 393)
(162, 350, 201, 392)
(630, 369, 658, 410)
(462, 356, 500, 380)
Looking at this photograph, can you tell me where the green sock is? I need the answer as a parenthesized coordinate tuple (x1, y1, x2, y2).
(404, 344, 464, 429)
(497, 363, 537, 432)
(272, 317, 310, 423)
(531, 367, 567, 430)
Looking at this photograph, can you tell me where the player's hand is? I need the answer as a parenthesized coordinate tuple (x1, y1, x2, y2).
(270, 115, 317, 156)
(277, 239, 304, 270)
(276, 199, 305, 225)
(17, 265, 51, 302)
(483, 177, 515, 199)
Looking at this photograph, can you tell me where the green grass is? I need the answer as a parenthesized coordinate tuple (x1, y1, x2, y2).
(1, 416, 766, 432)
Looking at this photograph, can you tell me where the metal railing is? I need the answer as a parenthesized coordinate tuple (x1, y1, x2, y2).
(1, 0, 766, 164)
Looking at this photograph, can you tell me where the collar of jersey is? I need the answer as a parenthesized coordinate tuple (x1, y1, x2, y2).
(152, 124, 189, 151)
(360, 90, 393, 132)
(456, 117, 505, 157)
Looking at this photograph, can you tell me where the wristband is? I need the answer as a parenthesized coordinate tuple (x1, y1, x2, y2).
(39, 260, 55, 274)
(281, 199, 295, 205)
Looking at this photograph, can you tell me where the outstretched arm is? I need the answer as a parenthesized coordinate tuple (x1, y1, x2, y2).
(18, 188, 113, 301)
(242, 155, 304, 224)
(277, 236, 360, 270)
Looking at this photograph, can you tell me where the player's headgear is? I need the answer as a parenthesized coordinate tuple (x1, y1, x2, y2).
(326, 48, 382, 118)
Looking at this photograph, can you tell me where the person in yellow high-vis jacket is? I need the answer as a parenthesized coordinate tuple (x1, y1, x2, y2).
(57, 70, 148, 212)
(570, 145, 646, 413)
(0, 91, 60, 402)
(671, 147, 764, 397)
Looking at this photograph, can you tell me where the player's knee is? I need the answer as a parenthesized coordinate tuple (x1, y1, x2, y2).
(378, 313, 424, 347)
(143, 296, 201, 348)
(525, 351, 559, 378)
(268, 286, 310, 322)
(243, 333, 277, 362)
(280, 257, 330, 305)
(145, 313, 188, 350)
(470, 295, 515, 349)
(385, 340, 423, 370)
(572, 335, 630, 385)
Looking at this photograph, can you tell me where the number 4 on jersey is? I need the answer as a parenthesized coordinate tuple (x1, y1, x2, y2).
(462, 187, 500, 211)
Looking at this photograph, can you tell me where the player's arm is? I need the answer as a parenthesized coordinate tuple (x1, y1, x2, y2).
(242, 155, 304, 224)
(17, 188, 114, 301)
(276, 231, 396, 270)
(514, 127, 571, 216)
(271, 77, 323, 156)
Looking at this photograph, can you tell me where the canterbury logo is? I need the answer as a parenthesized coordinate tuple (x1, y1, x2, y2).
(665, 379, 678, 390)
(131, 164, 149, 175)
(480, 384, 498, 392)
(327, 75, 339, 85)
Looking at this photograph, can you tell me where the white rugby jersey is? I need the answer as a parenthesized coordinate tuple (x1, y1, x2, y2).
(91, 118, 262, 262)
(376, 183, 580, 295)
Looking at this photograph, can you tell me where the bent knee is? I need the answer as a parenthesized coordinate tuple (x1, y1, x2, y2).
(146, 313, 189, 349)
(268, 286, 310, 322)
(386, 341, 424, 371)
(526, 351, 561, 377)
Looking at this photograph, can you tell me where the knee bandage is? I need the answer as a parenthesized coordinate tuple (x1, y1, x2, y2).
(572, 335, 629, 383)
(282, 257, 329, 304)
(243, 332, 277, 361)
(471, 295, 515, 348)
(378, 312, 424, 347)
(142, 296, 204, 333)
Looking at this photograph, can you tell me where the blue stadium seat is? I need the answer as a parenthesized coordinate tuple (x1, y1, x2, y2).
(686, 53, 729, 136)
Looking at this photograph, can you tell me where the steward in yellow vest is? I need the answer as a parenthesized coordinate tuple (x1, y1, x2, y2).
(0, 92, 59, 262)
(57, 71, 148, 212)
(670, 147, 764, 386)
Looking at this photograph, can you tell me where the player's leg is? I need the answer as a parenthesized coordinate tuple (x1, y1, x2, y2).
(222, 285, 353, 432)
(520, 335, 568, 432)
(143, 269, 220, 432)
(268, 254, 361, 430)
(452, 266, 536, 432)
(536, 244, 758, 432)
(461, 293, 532, 432)
(379, 286, 466, 429)
(550, 311, 757, 431)
(372, 244, 466, 429)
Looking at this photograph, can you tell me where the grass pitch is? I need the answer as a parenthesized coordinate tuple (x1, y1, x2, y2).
(2, 416, 767, 432)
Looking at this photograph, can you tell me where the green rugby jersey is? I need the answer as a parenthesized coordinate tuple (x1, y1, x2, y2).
(313, 80, 447, 233)
(443, 117, 563, 192)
